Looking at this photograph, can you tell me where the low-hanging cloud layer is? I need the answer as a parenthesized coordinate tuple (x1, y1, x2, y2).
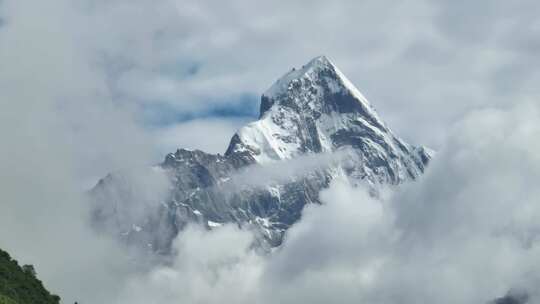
(110, 101, 540, 304)
(0, 0, 539, 303)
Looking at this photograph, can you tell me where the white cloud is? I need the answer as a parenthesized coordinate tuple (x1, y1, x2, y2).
(153, 117, 248, 155)
(0, 1, 159, 302)
(113, 225, 262, 304)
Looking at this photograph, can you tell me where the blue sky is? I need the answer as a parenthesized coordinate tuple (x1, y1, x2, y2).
(140, 93, 259, 128)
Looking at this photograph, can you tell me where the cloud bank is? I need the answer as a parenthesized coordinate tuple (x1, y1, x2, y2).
(112, 101, 540, 304)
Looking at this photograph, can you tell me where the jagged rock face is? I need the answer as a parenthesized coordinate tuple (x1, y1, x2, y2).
(90, 56, 432, 253)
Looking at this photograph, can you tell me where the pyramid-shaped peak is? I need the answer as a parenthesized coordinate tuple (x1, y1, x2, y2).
(259, 56, 383, 125)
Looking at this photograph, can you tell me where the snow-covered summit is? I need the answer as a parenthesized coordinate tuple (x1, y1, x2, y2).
(261, 55, 383, 123)
(225, 56, 429, 184)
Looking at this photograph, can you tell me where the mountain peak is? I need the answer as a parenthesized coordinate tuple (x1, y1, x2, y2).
(225, 56, 426, 165)
(258, 56, 384, 127)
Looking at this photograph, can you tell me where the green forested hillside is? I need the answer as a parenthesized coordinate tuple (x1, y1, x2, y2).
(0, 294, 18, 304)
(0, 248, 60, 304)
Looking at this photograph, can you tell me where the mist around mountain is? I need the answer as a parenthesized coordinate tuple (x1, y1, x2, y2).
(1, 12, 539, 302)
(1, 0, 540, 303)
(80, 56, 540, 304)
